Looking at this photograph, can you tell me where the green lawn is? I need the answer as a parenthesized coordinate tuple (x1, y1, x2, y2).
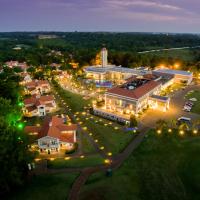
(53, 79, 134, 155)
(185, 90, 200, 114)
(81, 134, 96, 154)
(52, 80, 91, 112)
(47, 155, 104, 169)
(80, 129, 200, 200)
(6, 173, 79, 200)
(141, 49, 195, 62)
(81, 116, 135, 155)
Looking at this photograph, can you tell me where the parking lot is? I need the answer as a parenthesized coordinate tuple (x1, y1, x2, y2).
(139, 84, 200, 128)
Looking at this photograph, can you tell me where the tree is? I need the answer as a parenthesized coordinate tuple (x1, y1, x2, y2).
(0, 118, 34, 195)
(130, 114, 138, 127)
(179, 122, 189, 132)
(156, 119, 167, 130)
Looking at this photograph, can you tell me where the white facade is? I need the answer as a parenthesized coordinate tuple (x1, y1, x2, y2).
(101, 48, 108, 67)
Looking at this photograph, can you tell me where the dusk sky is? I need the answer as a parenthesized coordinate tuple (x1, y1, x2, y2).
(1, 0, 200, 33)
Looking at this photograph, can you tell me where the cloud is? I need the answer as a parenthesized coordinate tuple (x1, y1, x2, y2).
(107, 0, 182, 11)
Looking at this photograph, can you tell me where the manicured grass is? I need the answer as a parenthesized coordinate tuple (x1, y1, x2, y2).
(185, 90, 200, 114)
(80, 129, 200, 200)
(81, 134, 96, 154)
(53, 80, 134, 155)
(143, 49, 195, 62)
(52, 80, 91, 112)
(6, 173, 79, 200)
(47, 155, 104, 169)
(81, 117, 135, 155)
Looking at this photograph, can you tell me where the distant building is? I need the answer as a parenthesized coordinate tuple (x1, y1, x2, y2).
(25, 116, 77, 153)
(25, 80, 51, 95)
(85, 48, 150, 83)
(20, 72, 32, 85)
(38, 35, 58, 39)
(23, 95, 56, 117)
(5, 61, 29, 71)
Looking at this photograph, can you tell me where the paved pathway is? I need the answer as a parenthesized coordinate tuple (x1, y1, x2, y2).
(68, 126, 149, 200)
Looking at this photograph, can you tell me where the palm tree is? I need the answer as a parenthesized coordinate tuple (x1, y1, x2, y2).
(179, 122, 189, 132)
(169, 119, 177, 130)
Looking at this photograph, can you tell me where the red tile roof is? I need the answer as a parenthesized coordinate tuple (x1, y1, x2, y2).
(24, 126, 40, 133)
(26, 80, 49, 88)
(24, 95, 54, 107)
(107, 80, 161, 100)
(25, 116, 77, 143)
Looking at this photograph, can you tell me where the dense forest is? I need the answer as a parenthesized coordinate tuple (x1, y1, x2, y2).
(0, 32, 200, 70)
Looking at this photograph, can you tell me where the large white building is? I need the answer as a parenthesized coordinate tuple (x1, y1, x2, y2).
(85, 48, 150, 83)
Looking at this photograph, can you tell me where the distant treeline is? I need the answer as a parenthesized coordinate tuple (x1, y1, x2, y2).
(0, 32, 200, 70)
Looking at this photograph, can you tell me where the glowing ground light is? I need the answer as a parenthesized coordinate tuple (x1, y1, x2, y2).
(100, 146, 105, 150)
(179, 130, 184, 135)
(89, 133, 93, 136)
(104, 124, 108, 126)
(95, 139, 98, 143)
(64, 157, 70, 160)
(83, 127, 87, 130)
(107, 152, 112, 156)
(104, 159, 111, 164)
(49, 158, 55, 161)
(114, 127, 119, 130)
(34, 158, 41, 162)
(133, 130, 137, 133)
(168, 128, 172, 133)
(157, 129, 162, 134)
(80, 155, 85, 159)
(193, 129, 198, 134)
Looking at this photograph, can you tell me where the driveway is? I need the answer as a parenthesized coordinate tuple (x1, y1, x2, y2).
(140, 84, 200, 128)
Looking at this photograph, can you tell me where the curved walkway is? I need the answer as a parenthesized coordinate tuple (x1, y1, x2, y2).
(68, 126, 149, 200)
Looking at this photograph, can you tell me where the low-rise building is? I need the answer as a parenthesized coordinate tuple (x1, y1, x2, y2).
(25, 80, 51, 95)
(84, 48, 150, 84)
(25, 116, 77, 153)
(23, 95, 56, 117)
(20, 72, 32, 85)
(154, 69, 193, 85)
(5, 61, 29, 71)
(93, 74, 172, 122)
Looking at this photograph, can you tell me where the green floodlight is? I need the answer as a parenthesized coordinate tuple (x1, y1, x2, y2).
(17, 123, 24, 130)
(18, 102, 24, 107)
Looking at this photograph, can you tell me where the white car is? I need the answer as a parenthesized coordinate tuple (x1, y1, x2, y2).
(183, 106, 191, 112)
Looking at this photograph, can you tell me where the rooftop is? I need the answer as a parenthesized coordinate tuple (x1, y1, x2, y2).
(106, 76, 161, 100)
(25, 116, 77, 143)
(155, 69, 192, 76)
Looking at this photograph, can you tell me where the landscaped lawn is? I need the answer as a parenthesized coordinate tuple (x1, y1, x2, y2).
(6, 173, 79, 200)
(81, 133, 96, 154)
(142, 49, 195, 62)
(81, 116, 135, 155)
(185, 90, 200, 114)
(80, 129, 200, 200)
(52, 80, 91, 112)
(53, 79, 134, 155)
(47, 154, 104, 169)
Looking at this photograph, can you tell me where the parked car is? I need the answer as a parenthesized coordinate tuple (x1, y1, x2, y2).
(177, 117, 192, 125)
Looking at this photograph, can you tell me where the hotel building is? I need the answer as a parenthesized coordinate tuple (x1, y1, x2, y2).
(85, 48, 150, 83)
